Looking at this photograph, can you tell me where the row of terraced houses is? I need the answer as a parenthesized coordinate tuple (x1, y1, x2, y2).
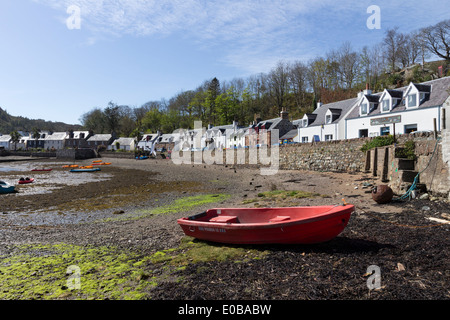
(1, 77, 449, 153)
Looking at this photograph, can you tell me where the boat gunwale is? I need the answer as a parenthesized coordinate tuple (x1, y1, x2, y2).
(178, 205, 354, 230)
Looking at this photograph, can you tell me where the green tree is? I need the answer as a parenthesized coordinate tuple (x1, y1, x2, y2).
(9, 130, 21, 151)
(104, 102, 121, 134)
(79, 108, 106, 133)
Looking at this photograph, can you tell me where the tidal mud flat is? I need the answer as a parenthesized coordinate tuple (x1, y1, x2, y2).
(0, 157, 449, 301)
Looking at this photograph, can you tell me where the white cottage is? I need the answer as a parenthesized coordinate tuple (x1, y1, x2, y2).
(345, 77, 450, 139)
(109, 137, 136, 151)
(43, 132, 67, 150)
(0, 135, 11, 150)
(294, 98, 358, 143)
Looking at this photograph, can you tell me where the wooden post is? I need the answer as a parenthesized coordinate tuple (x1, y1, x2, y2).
(433, 118, 437, 139)
(393, 123, 396, 143)
(443, 108, 446, 130)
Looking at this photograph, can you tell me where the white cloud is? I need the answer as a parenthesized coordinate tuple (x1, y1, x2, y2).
(32, 0, 449, 74)
(33, 0, 335, 72)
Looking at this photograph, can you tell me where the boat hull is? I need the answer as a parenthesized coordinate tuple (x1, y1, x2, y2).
(18, 178, 34, 184)
(177, 205, 354, 245)
(70, 168, 101, 172)
(0, 181, 15, 194)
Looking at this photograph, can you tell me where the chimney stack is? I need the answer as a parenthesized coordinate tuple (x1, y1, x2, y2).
(363, 83, 372, 95)
(280, 108, 289, 120)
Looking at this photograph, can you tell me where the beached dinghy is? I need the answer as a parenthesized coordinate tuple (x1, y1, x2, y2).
(177, 204, 354, 245)
(70, 168, 101, 172)
(18, 177, 34, 184)
(0, 180, 15, 194)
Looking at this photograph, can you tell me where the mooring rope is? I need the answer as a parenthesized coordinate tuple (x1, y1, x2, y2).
(393, 137, 441, 202)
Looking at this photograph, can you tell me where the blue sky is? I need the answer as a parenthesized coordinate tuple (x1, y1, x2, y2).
(0, 0, 449, 125)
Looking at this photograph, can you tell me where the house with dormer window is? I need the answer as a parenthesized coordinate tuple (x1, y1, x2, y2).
(345, 77, 450, 139)
(379, 89, 403, 113)
(294, 98, 358, 143)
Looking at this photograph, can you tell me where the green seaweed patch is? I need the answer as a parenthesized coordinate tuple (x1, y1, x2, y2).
(151, 194, 230, 215)
(103, 193, 231, 222)
(0, 239, 268, 300)
(0, 243, 155, 300)
(143, 236, 269, 266)
(243, 190, 324, 205)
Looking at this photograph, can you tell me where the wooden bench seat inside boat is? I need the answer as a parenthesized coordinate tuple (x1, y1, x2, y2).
(269, 216, 291, 223)
(210, 216, 239, 223)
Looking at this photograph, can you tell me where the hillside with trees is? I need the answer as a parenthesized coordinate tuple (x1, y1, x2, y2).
(79, 19, 449, 137)
(0, 107, 83, 134)
(0, 19, 412, 137)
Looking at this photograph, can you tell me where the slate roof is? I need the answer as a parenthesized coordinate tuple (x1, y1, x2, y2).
(280, 129, 298, 140)
(87, 134, 112, 141)
(0, 135, 11, 142)
(295, 97, 359, 128)
(113, 137, 135, 145)
(346, 76, 450, 120)
(44, 132, 67, 140)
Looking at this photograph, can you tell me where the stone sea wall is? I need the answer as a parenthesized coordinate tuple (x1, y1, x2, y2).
(279, 139, 368, 172)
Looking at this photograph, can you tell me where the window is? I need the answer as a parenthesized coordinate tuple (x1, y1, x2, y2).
(380, 126, 390, 136)
(404, 124, 417, 134)
(359, 129, 368, 138)
(407, 94, 417, 107)
(325, 134, 333, 141)
(302, 136, 308, 143)
(361, 103, 368, 115)
(325, 115, 332, 124)
(420, 92, 425, 102)
(382, 99, 390, 112)
(302, 119, 308, 127)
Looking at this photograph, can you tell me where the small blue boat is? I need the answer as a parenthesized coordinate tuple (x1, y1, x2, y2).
(70, 168, 101, 173)
(136, 156, 148, 160)
(0, 180, 15, 194)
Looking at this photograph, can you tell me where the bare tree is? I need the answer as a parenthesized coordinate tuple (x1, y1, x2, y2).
(336, 41, 360, 89)
(268, 61, 291, 114)
(383, 27, 408, 71)
(420, 19, 450, 62)
(289, 61, 308, 109)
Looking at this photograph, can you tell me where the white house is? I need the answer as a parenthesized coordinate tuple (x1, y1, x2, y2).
(86, 134, 115, 149)
(43, 132, 67, 150)
(0, 135, 11, 150)
(226, 126, 248, 149)
(345, 77, 450, 139)
(175, 128, 203, 151)
(295, 98, 358, 143)
(202, 121, 243, 150)
(203, 125, 227, 150)
(137, 133, 159, 151)
(109, 137, 136, 151)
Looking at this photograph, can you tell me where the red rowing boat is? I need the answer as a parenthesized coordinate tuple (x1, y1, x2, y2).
(177, 204, 354, 245)
(18, 177, 34, 184)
